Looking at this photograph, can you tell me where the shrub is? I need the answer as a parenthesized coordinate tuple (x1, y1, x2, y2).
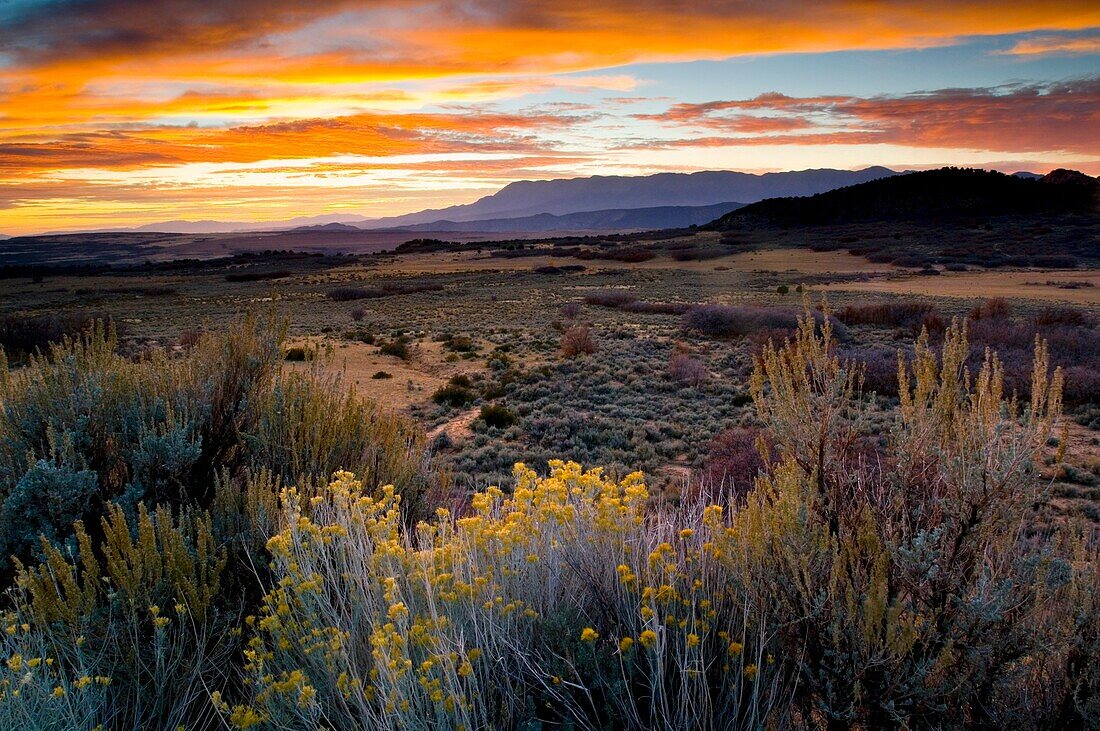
(1032, 306, 1090, 329)
(682, 305, 798, 338)
(236, 464, 786, 730)
(668, 352, 708, 387)
(0, 312, 124, 363)
(224, 268, 291, 282)
(583, 291, 637, 308)
(432, 384, 475, 408)
(561, 326, 597, 357)
(7, 503, 231, 730)
(743, 310, 1086, 727)
(379, 340, 410, 360)
(448, 374, 473, 389)
(699, 427, 773, 502)
(350, 308, 366, 321)
(969, 296, 1012, 321)
(178, 327, 203, 349)
(479, 403, 517, 429)
(561, 302, 582, 320)
(329, 283, 444, 302)
(0, 316, 435, 569)
(444, 335, 476, 352)
(835, 300, 937, 330)
(329, 287, 371, 302)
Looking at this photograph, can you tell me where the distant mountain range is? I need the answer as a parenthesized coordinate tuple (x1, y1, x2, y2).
(360, 167, 897, 229)
(22, 167, 899, 237)
(386, 201, 744, 233)
(706, 168, 1098, 229)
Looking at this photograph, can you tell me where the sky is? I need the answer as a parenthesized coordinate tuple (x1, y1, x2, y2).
(0, 1, 1097, 235)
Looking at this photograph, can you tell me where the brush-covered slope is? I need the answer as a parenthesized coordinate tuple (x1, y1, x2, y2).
(706, 167, 1098, 229)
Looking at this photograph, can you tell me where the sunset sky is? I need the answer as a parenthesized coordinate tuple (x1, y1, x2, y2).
(1, 1, 1098, 235)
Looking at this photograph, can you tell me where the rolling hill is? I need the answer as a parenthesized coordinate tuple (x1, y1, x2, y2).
(706, 167, 1098, 229)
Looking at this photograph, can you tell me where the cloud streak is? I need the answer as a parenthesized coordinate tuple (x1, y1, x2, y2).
(635, 80, 1100, 155)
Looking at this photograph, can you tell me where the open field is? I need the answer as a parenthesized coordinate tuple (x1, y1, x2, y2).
(3, 233, 1099, 729)
(822, 267, 1100, 305)
(3, 239, 1097, 504)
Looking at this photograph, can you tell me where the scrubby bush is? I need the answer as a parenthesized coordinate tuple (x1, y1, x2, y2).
(561, 302, 582, 320)
(1032, 305, 1090, 328)
(668, 352, 708, 386)
(432, 383, 475, 408)
(284, 345, 313, 361)
(561, 326, 597, 357)
(683, 305, 798, 338)
(0, 316, 436, 729)
(584, 290, 637, 308)
(379, 339, 410, 360)
(224, 268, 291, 282)
(0, 312, 124, 363)
(479, 403, 518, 429)
(329, 282, 444, 302)
(835, 300, 938, 330)
(742, 311, 1092, 727)
(699, 427, 773, 502)
(968, 296, 1012, 320)
(235, 464, 787, 730)
(350, 308, 366, 321)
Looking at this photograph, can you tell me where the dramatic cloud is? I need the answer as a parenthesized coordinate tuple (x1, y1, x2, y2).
(636, 80, 1100, 155)
(3, 1, 1097, 68)
(0, 1, 1097, 233)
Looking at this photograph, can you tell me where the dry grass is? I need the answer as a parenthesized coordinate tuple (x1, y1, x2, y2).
(821, 268, 1100, 305)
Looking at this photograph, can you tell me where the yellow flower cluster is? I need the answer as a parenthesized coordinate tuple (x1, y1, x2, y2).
(231, 461, 766, 728)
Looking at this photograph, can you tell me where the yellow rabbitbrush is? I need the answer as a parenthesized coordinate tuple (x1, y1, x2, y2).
(239, 462, 784, 731)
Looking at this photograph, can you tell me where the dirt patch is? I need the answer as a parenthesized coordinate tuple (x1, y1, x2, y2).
(285, 338, 479, 413)
(428, 407, 481, 445)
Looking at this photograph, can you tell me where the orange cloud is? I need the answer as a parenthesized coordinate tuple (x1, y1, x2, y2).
(1000, 31, 1100, 56)
(635, 80, 1100, 155)
(0, 109, 572, 175)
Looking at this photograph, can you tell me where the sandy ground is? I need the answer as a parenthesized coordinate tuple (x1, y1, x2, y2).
(723, 248, 894, 274)
(820, 269, 1100, 305)
(285, 338, 481, 412)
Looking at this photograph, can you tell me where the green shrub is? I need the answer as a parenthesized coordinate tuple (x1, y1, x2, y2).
(479, 403, 517, 429)
(380, 340, 410, 359)
(432, 384, 475, 408)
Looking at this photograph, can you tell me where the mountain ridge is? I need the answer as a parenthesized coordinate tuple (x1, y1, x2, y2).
(360, 166, 898, 228)
(374, 201, 745, 233)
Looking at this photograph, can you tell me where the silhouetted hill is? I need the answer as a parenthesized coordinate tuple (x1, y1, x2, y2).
(390, 201, 744, 233)
(706, 167, 1098, 229)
